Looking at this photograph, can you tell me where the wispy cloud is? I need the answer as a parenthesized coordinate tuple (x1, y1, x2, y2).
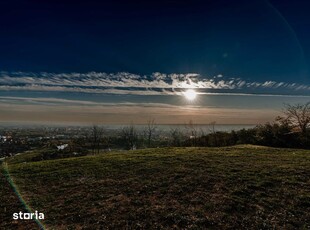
(0, 96, 187, 107)
(1, 71, 310, 96)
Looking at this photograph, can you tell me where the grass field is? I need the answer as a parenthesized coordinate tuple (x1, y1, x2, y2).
(1, 145, 310, 229)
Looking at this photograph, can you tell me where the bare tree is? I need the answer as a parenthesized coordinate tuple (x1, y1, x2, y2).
(209, 121, 216, 134)
(90, 125, 104, 154)
(185, 120, 198, 146)
(121, 124, 138, 150)
(169, 127, 184, 147)
(278, 102, 310, 135)
(208, 121, 217, 146)
(145, 118, 157, 148)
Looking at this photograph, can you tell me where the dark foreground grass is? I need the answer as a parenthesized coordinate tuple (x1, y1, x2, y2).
(0, 164, 38, 230)
(1, 145, 310, 229)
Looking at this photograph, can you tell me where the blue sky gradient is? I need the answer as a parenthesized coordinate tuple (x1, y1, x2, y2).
(0, 0, 310, 124)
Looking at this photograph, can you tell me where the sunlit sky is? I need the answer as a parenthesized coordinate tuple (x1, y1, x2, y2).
(1, 0, 310, 125)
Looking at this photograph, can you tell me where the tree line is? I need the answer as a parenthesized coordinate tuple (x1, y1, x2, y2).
(85, 102, 310, 152)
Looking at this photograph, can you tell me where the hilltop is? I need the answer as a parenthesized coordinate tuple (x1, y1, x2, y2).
(1, 145, 310, 229)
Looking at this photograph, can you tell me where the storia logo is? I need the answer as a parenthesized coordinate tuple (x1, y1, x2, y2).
(13, 211, 44, 220)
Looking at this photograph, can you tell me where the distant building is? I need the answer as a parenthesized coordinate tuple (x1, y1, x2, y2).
(57, 144, 68, 151)
(0, 135, 10, 142)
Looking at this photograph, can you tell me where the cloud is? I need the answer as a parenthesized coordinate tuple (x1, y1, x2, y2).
(1, 71, 310, 96)
(0, 96, 189, 107)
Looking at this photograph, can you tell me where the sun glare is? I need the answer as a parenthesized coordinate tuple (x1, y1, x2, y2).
(183, 89, 197, 101)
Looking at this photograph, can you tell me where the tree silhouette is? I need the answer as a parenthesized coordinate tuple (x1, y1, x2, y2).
(278, 102, 310, 135)
(145, 118, 157, 148)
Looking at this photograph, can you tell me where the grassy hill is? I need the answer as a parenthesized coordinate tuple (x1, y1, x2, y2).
(1, 145, 310, 229)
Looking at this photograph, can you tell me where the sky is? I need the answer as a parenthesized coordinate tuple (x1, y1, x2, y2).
(1, 0, 310, 125)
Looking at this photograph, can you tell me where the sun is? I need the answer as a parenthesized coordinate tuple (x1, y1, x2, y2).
(183, 89, 197, 101)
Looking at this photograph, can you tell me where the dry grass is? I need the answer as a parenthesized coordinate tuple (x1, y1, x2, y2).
(1, 145, 310, 229)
